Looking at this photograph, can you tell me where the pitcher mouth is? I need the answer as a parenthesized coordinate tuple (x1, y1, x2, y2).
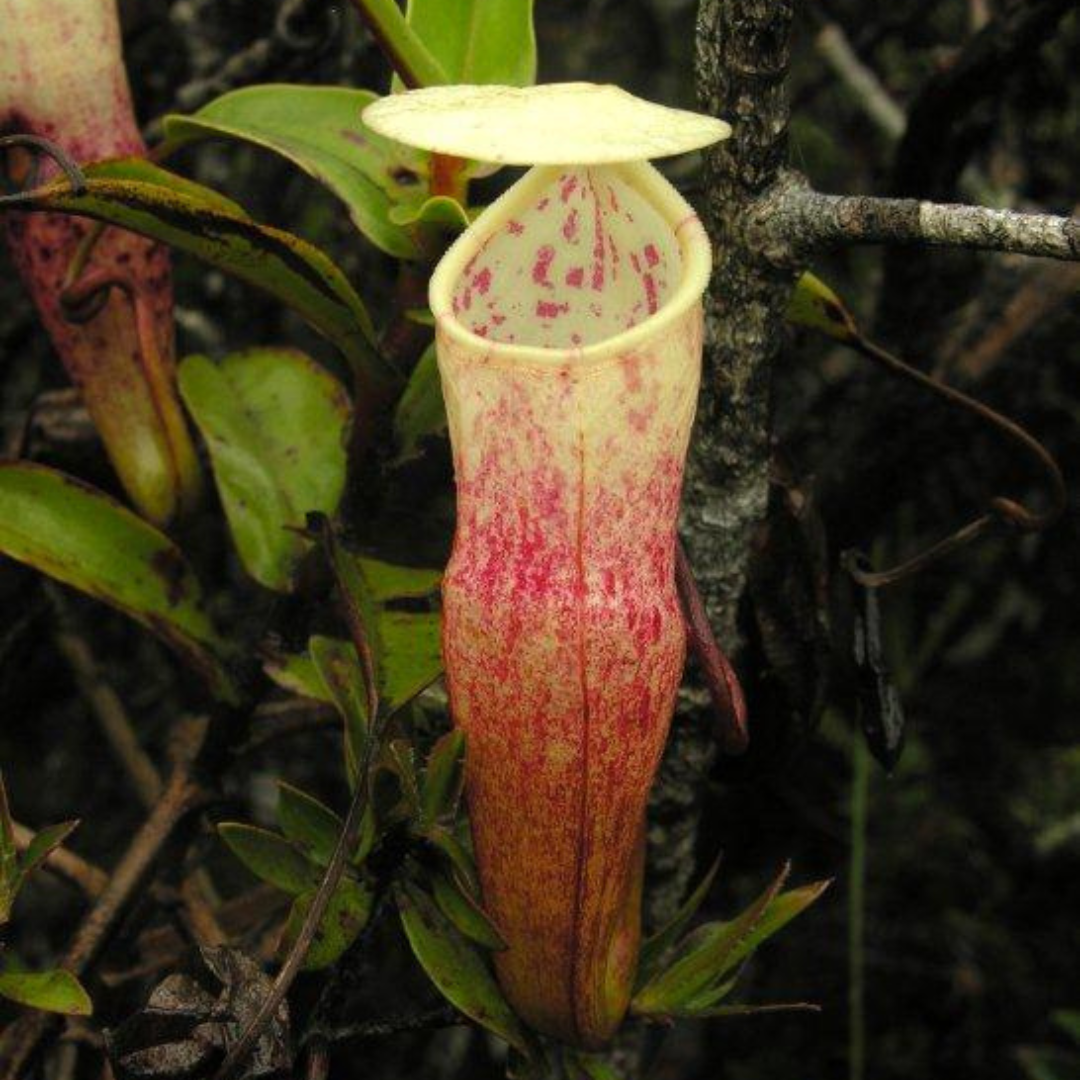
(430, 159, 711, 372)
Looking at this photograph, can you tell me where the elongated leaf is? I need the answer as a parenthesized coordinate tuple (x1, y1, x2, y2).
(0, 970, 92, 1016)
(393, 342, 447, 464)
(179, 349, 351, 591)
(396, 881, 528, 1051)
(637, 854, 722, 987)
(421, 729, 465, 826)
(387, 194, 470, 231)
(310, 635, 370, 784)
(263, 646, 332, 702)
(18, 161, 396, 400)
(378, 610, 443, 712)
(399, 0, 537, 87)
(0, 463, 236, 700)
(218, 823, 318, 895)
(324, 540, 444, 718)
(360, 557, 442, 603)
(277, 783, 343, 867)
(431, 870, 505, 950)
(281, 877, 373, 970)
(19, 821, 80, 879)
(633, 864, 792, 1015)
(163, 85, 429, 258)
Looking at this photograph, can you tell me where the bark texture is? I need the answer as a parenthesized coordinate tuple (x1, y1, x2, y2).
(768, 174, 1080, 262)
(647, 0, 796, 926)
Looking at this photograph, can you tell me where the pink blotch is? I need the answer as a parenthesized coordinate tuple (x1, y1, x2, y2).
(536, 300, 569, 319)
(643, 243, 660, 268)
(506, 220, 525, 236)
(562, 208, 580, 242)
(473, 267, 492, 294)
(560, 175, 579, 203)
(532, 245, 556, 288)
(565, 266, 585, 288)
(643, 273, 658, 314)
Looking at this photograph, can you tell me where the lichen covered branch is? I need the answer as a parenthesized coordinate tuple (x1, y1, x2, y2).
(764, 175, 1080, 263)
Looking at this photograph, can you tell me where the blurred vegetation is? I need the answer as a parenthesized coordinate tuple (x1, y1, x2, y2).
(1, 1, 1077, 1078)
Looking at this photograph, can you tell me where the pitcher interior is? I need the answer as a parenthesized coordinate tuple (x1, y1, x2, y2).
(447, 165, 683, 350)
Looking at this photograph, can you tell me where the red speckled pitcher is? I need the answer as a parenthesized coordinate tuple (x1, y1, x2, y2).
(1, 0, 200, 525)
(431, 158, 711, 1047)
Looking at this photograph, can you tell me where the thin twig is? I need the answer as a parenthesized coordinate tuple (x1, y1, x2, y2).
(308, 1004, 462, 1046)
(946, 262, 1080, 381)
(841, 334, 1067, 588)
(51, 622, 162, 808)
(765, 173, 1080, 263)
(12, 823, 108, 900)
(48, 597, 228, 946)
(814, 22, 905, 142)
(211, 764, 373, 1080)
(0, 723, 209, 1080)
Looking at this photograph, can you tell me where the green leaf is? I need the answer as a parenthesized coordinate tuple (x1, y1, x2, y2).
(378, 610, 443, 714)
(178, 349, 351, 592)
(425, 824, 480, 896)
(396, 880, 528, 1051)
(565, 1052, 625, 1080)
(0, 970, 92, 1016)
(431, 870, 506, 950)
(633, 864, 828, 1017)
(263, 646, 333, 703)
(1018, 1047, 1080, 1080)
(21, 161, 396, 401)
(399, 0, 537, 87)
(218, 823, 318, 895)
(387, 194, 470, 231)
(280, 877, 373, 971)
(359, 556, 442, 603)
(421, 729, 465, 827)
(393, 342, 447, 464)
(323, 540, 444, 719)
(19, 821, 80, 879)
(0, 462, 237, 701)
(163, 85, 430, 259)
(637, 854, 722, 987)
(785, 271, 859, 343)
(310, 635, 371, 784)
(277, 783, 343, 867)
(1054, 1012, 1080, 1046)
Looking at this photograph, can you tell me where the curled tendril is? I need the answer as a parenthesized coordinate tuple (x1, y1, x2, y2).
(0, 133, 87, 206)
(843, 335, 1067, 589)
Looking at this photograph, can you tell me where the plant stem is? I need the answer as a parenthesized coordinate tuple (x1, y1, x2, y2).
(345, 0, 448, 89)
(848, 733, 870, 1080)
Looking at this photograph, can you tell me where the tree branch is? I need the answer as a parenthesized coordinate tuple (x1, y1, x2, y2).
(764, 174, 1080, 262)
(646, 0, 796, 930)
(813, 21, 905, 143)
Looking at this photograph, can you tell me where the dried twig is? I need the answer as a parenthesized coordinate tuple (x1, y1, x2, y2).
(0, 721, 210, 1080)
(814, 22, 905, 142)
(51, 622, 162, 808)
(12, 822, 108, 900)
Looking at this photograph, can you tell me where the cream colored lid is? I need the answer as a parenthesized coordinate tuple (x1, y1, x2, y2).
(361, 82, 731, 165)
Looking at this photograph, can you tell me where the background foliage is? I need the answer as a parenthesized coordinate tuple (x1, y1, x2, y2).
(1, 1, 1077, 1078)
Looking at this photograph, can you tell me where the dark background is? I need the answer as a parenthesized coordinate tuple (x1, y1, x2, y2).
(1, 1, 1077, 1078)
